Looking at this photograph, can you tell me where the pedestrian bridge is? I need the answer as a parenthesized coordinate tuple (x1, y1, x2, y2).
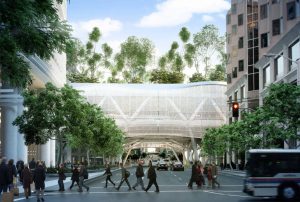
(72, 81, 227, 159)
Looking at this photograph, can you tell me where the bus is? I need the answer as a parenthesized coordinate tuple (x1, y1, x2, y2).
(243, 149, 300, 201)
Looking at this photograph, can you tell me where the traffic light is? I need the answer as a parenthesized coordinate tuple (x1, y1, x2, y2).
(232, 102, 239, 118)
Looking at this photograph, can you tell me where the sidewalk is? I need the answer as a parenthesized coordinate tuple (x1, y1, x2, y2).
(220, 169, 246, 177)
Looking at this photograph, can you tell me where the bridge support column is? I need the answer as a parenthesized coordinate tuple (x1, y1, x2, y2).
(123, 148, 132, 166)
(183, 149, 189, 166)
(170, 147, 180, 162)
(191, 138, 199, 162)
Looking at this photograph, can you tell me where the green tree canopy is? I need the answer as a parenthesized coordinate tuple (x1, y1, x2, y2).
(115, 36, 155, 83)
(14, 82, 124, 165)
(0, 0, 71, 88)
(192, 25, 225, 76)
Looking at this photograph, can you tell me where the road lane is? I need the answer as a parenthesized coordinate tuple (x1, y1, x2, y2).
(12, 167, 280, 202)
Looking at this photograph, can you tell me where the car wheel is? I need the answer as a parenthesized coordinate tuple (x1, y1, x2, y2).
(278, 183, 299, 201)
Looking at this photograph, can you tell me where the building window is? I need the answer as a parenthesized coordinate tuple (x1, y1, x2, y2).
(227, 74, 232, 84)
(260, 4, 268, 19)
(232, 24, 237, 35)
(238, 37, 244, 49)
(232, 67, 238, 78)
(274, 54, 284, 80)
(240, 85, 245, 101)
(261, 33, 268, 48)
(238, 14, 243, 26)
(287, 1, 296, 20)
(288, 39, 300, 71)
(238, 60, 244, 71)
(272, 0, 280, 4)
(272, 19, 281, 36)
(263, 65, 271, 88)
(232, 4, 237, 14)
(234, 91, 238, 101)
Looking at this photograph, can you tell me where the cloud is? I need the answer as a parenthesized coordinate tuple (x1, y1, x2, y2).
(71, 18, 123, 42)
(202, 15, 214, 23)
(137, 0, 230, 27)
(218, 13, 226, 19)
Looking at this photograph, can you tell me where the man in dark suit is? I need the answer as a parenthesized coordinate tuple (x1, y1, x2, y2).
(0, 157, 9, 194)
(145, 161, 159, 192)
(188, 161, 198, 189)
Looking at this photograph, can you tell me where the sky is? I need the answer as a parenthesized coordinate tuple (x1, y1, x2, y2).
(67, 0, 230, 55)
(67, 0, 231, 75)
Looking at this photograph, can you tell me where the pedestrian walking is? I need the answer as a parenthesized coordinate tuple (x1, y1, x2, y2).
(58, 163, 66, 191)
(211, 163, 220, 189)
(0, 157, 9, 194)
(78, 162, 89, 192)
(22, 164, 32, 199)
(7, 159, 17, 191)
(145, 161, 159, 193)
(207, 164, 213, 188)
(16, 160, 25, 183)
(188, 161, 198, 189)
(132, 160, 145, 190)
(69, 165, 79, 190)
(116, 164, 131, 191)
(103, 163, 115, 188)
(33, 162, 46, 202)
(196, 163, 203, 188)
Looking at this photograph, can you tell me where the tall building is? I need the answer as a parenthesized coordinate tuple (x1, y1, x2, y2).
(226, 0, 300, 123)
(0, 1, 67, 166)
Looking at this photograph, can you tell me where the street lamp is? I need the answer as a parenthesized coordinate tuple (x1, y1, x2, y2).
(263, 53, 300, 86)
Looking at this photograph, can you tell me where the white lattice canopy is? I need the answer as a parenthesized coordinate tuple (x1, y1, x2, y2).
(72, 82, 227, 150)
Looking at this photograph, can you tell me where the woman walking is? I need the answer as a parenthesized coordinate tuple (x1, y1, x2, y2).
(22, 164, 32, 199)
(103, 164, 115, 188)
(69, 165, 79, 190)
(7, 159, 17, 191)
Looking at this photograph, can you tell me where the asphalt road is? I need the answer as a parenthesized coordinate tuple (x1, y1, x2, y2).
(11, 167, 281, 202)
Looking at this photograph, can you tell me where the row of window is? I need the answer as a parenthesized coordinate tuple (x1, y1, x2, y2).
(227, 59, 244, 84)
(228, 1, 299, 36)
(261, 1, 298, 21)
(229, 1, 297, 23)
(263, 39, 300, 88)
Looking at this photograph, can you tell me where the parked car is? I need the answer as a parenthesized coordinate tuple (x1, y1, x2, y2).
(151, 159, 159, 167)
(170, 161, 184, 171)
(164, 159, 170, 166)
(157, 160, 168, 171)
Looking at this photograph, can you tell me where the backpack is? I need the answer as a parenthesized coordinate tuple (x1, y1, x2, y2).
(83, 169, 89, 179)
(125, 170, 130, 178)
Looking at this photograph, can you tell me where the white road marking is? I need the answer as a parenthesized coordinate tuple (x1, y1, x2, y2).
(203, 190, 250, 198)
(13, 189, 247, 201)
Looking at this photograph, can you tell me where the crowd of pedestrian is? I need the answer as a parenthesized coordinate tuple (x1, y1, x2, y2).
(188, 161, 220, 189)
(1, 156, 222, 201)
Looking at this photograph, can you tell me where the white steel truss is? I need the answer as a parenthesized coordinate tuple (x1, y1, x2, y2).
(72, 82, 227, 149)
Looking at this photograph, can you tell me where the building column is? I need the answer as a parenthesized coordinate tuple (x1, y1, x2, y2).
(1, 105, 18, 161)
(16, 103, 27, 163)
(40, 141, 51, 167)
(50, 139, 56, 167)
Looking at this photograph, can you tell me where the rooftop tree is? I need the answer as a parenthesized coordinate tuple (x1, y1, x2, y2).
(115, 36, 155, 83)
